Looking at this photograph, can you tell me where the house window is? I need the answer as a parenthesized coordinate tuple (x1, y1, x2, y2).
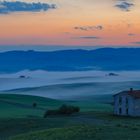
(126, 97, 128, 108)
(119, 108, 122, 114)
(119, 97, 122, 105)
(126, 97, 128, 105)
(126, 108, 128, 115)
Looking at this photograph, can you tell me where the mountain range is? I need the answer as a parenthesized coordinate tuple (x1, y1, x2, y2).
(0, 48, 140, 72)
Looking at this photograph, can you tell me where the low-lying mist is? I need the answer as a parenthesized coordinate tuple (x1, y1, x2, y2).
(0, 70, 140, 100)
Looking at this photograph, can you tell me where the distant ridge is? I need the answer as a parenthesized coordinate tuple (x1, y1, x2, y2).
(1, 48, 140, 72)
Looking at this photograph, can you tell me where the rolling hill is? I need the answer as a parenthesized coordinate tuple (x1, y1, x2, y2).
(0, 94, 62, 118)
(4, 81, 140, 100)
(0, 94, 112, 139)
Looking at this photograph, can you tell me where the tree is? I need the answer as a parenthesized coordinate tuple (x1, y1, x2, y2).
(32, 102, 37, 108)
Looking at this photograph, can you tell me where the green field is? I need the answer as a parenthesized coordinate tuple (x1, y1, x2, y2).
(0, 94, 140, 140)
(0, 94, 63, 118)
(11, 125, 140, 140)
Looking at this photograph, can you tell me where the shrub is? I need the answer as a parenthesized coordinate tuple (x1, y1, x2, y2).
(44, 110, 59, 118)
(74, 106, 80, 112)
(43, 104, 80, 118)
(131, 127, 139, 131)
(59, 104, 80, 115)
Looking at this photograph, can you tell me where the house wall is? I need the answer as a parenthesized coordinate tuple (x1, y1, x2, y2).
(133, 99, 140, 116)
(114, 94, 134, 116)
(127, 96, 134, 116)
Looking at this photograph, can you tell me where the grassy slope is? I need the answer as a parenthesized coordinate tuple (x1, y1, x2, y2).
(0, 94, 112, 118)
(0, 94, 63, 118)
(0, 94, 113, 139)
(1, 94, 140, 140)
(11, 125, 140, 140)
(0, 94, 62, 107)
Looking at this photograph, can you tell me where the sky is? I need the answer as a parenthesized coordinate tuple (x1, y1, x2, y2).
(0, 0, 140, 50)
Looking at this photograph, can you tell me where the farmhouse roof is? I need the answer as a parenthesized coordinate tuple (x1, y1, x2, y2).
(114, 88, 140, 99)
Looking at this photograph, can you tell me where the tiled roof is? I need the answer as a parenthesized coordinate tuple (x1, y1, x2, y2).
(114, 89, 140, 98)
(128, 90, 140, 98)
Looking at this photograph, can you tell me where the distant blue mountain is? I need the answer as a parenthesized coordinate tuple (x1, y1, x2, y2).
(0, 48, 140, 72)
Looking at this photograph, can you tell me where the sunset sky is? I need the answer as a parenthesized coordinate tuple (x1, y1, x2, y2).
(0, 0, 140, 50)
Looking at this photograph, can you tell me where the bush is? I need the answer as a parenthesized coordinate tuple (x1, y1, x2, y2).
(44, 110, 59, 118)
(74, 106, 80, 112)
(43, 104, 80, 118)
(59, 104, 80, 115)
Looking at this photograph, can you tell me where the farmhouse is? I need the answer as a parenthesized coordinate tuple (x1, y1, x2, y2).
(114, 88, 140, 117)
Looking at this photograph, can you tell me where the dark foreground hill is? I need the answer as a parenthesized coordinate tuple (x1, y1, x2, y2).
(11, 125, 140, 140)
(0, 94, 140, 140)
(0, 48, 140, 72)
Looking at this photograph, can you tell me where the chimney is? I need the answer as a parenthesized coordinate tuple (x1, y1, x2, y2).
(130, 88, 133, 92)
